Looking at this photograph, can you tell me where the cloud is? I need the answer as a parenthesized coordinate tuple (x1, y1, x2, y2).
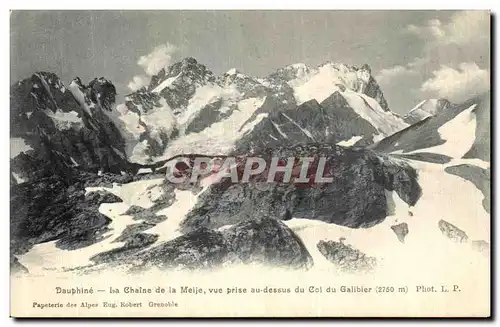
(406, 19, 445, 40)
(127, 75, 149, 91)
(420, 62, 489, 103)
(376, 65, 417, 84)
(138, 43, 178, 76)
(127, 43, 178, 93)
(405, 11, 490, 47)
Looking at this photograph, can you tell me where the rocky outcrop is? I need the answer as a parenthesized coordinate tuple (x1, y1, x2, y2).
(463, 92, 490, 162)
(10, 72, 129, 182)
(363, 76, 390, 112)
(10, 172, 124, 255)
(180, 144, 421, 232)
(471, 240, 490, 254)
(85, 190, 123, 204)
(235, 91, 385, 154)
(223, 218, 313, 269)
(149, 57, 216, 111)
(445, 164, 490, 213)
(130, 209, 168, 224)
(11, 255, 29, 274)
(372, 92, 489, 160)
(404, 99, 451, 125)
(90, 233, 159, 264)
(317, 240, 377, 273)
(113, 222, 156, 243)
(185, 99, 236, 134)
(391, 223, 409, 243)
(438, 220, 468, 243)
(129, 228, 234, 271)
(125, 218, 312, 271)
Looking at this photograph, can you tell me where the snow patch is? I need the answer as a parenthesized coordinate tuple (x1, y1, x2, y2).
(162, 96, 266, 158)
(141, 189, 199, 245)
(226, 68, 238, 75)
(10, 138, 33, 159)
(336, 136, 363, 147)
(407, 104, 477, 158)
(270, 120, 288, 139)
(152, 73, 180, 93)
(281, 112, 315, 141)
(45, 109, 82, 130)
(342, 90, 408, 136)
(67, 81, 93, 116)
(12, 172, 25, 184)
(137, 168, 153, 175)
(177, 83, 226, 127)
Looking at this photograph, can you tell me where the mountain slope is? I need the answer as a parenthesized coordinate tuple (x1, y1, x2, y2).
(10, 73, 131, 183)
(403, 98, 451, 125)
(114, 59, 406, 164)
(372, 92, 490, 162)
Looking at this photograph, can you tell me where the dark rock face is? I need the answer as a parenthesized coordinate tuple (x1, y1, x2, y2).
(152, 57, 216, 111)
(131, 228, 232, 271)
(122, 88, 180, 159)
(391, 223, 409, 243)
(438, 220, 468, 243)
(403, 99, 451, 125)
(90, 233, 159, 264)
(445, 164, 490, 213)
(392, 152, 452, 164)
(317, 240, 377, 273)
(127, 218, 313, 271)
(185, 99, 235, 134)
(10, 172, 124, 255)
(180, 144, 421, 232)
(130, 209, 168, 224)
(372, 154, 421, 206)
(11, 255, 29, 274)
(125, 89, 164, 115)
(182, 144, 421, 231)
(463, 92, 490, 162)
(85, 190, 123, 204)
(363, 76, 390, 112)
(124, 205, 148, 215)
(113, 222, 156, 243)
(10, 72, 129, 182)
(223, 218, 313, 269)
(372, 92, 490, 159)
(235, 91, 380, 154)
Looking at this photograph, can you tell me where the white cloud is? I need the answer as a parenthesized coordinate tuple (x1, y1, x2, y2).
(396, 12, 490, 105)
(138, 43, 178, 76)
(127, 43, 178, 93)
(406, 19, 445, 40)
(420, 62, 489, 103)
(376, 65, 417, 84)
(127, 75, 149, 91)
(406, 11, 489, 47)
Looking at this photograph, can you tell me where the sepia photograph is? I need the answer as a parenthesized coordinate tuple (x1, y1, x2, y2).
(9, 9, 491, 318)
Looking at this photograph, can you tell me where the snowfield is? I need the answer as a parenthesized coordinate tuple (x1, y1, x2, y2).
(162, 96, 266, 158)
(17, 154, 490, 279)
(44, 109, 83, 130)
(402, 104, 477, 159)
(10, 137, 33, 159)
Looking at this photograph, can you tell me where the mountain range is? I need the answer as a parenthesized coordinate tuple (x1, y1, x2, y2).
(10, 57, 490, 276)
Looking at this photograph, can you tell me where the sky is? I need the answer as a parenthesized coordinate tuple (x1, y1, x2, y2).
(10, 10, 490, 114)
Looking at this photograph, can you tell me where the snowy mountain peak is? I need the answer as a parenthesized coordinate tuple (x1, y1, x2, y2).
(148, 57, 215, 93)
(269, 63, 313, 82)
(226, 68, 239, 75)
(404, 98, 452, 124)
(276, 61, 391, 113)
